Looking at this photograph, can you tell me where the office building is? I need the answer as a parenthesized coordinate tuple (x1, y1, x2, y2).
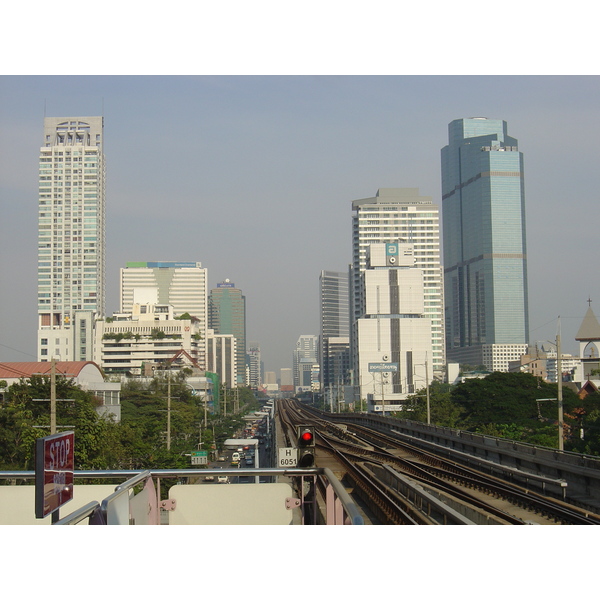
(246, 343, 262, 388)
(441, 118, 529, 369)
(206, 330, 237, 387)
(37, 116, 105, 361)
(293, 334, 319, 390)
(280, 368, 294, 394)
(120, 261, 208, 369)
(94, 302, 204, 376)
(319, 270, 350, 392)
(354, 243, 433, 413)
(351, 189, 444, 376)
(208, 280, 246, 385)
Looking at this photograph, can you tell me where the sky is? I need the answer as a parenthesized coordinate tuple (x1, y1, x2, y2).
(1, 74, 600, 373)
(1, 3, 600, 379)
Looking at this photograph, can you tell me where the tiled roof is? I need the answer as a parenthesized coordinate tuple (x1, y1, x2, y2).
(0, 361, 99, 379)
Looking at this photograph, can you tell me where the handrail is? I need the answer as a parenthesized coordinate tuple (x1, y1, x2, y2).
(321, 467, 364, 525)
(1, 467, 364, 525)
(54, 501, 104, 525)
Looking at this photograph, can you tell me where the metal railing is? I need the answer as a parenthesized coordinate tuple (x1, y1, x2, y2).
(0, 467, 364, 525)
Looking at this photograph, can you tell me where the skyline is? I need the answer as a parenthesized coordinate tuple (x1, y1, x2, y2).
(1, 76, 600, 374)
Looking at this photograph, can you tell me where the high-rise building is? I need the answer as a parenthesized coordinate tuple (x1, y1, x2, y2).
(441, 118, 529, 369)
(37, 117, 105, 361)
(354, 243, 433, 412)
(351, 189, 444, 376)
(120, 262, 208, 369)
(206, 330, 237, 387)
(208, 280, 246, 385)
(319, 271, 350, 391)
(246, 342, 262, 388)
(293, 334, 319, 390)
(280, 368, 294, 394)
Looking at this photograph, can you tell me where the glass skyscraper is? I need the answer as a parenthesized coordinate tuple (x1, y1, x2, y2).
(441, 118, 529, 369)
(37, 117, 105, 361)
(319, 270, 350, 390)
(208, 280, 246, 385)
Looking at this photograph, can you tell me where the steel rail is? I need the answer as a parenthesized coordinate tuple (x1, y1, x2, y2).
(289, 400, 600, 525)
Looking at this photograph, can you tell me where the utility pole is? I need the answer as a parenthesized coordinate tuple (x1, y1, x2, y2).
(557, 319, 564, 451)
(167, 372, 171, 451)
(50, 357, 57, 434)
(425, 356, 431, 426)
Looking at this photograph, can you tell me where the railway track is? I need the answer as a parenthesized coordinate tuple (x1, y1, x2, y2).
(279, 399, 600, 525)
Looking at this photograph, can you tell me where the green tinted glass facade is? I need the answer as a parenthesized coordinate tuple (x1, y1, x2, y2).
(441, 118, 529, 359)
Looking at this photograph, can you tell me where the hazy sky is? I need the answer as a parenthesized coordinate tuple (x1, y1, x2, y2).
(1, 75, 599, 373)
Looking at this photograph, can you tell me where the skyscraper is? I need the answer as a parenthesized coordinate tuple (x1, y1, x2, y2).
(441, 118, 529, 370)
(351, 189, 444, 376)
(319, 270, 350, 391)
(293, 334, 318, 389)
(208, 280, 246, 385)
(37, 117, 105, 361)
(354, 242, 433, 412)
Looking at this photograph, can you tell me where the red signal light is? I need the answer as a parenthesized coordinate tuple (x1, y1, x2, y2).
(301, 431, 313, 443)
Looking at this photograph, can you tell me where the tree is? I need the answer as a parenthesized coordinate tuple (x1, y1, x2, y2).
(1, 375, 119, 470)
(396, 381, 463, 427)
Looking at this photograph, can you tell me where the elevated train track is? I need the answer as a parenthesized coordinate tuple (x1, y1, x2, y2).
(278, 398, 600, 525)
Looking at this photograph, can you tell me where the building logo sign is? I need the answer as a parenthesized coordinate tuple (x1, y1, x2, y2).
(368, 362, 399, 372)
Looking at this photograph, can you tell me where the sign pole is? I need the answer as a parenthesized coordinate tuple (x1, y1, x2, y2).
(50, 357, 56, 435)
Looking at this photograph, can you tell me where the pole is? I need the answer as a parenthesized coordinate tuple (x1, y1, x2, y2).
(204, 392, 208, 429)
(50, 357, 56, 435)
(557, 320, 564, 451)
(167, 373, 171, 451)
(425, 356, 431, 426)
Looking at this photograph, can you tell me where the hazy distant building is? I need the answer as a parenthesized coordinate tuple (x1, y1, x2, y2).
(247, 343, 261, 388)
(319, 271, 350, 392)
(120, 261, 208, 369)
(280, 368, 294, 394)
(37, 116, 105, 361)
(293, 334, 319, 390)
(441, 118, 529, 370)
(209, 280, 246, 385)
(351, 189, 444, 377)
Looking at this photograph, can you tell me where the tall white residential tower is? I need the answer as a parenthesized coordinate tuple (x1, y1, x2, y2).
(37, 117, 105, 361)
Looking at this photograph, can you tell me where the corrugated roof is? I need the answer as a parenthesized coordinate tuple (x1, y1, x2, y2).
(0, 361, 100, 379)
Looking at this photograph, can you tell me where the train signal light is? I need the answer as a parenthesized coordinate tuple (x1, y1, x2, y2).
(297, 426, 315, 467)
